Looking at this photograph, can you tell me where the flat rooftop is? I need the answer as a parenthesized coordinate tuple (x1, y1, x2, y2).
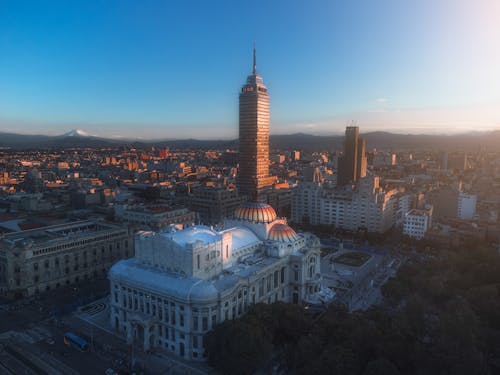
(0, 220, 121, 247)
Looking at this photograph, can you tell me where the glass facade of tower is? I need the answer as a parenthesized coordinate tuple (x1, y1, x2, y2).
(238, 53, 275, 201)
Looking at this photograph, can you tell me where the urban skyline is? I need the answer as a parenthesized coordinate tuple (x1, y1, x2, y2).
(1, 2, 500, 374)
(1, 0, 500, 138)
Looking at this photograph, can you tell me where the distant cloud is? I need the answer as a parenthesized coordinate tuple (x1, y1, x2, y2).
(375, 98, 388, 104)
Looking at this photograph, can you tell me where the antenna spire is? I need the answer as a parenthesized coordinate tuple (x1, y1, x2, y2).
(253, 41, 257, 74)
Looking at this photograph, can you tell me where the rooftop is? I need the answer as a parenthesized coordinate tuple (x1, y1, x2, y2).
(0, 220, 122, 248)
(162, 225, 220, 247)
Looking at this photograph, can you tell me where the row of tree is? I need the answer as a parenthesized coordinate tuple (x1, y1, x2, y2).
(206, 244, 500, 374)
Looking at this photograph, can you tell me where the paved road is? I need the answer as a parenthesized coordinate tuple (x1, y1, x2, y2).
(0, 278, 117, 374)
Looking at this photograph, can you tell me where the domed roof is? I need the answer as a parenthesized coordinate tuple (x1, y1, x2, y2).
(234, 202, 277, 223)
(268, 224, 299, 242)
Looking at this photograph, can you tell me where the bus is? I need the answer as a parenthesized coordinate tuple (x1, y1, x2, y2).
(63, 332, 89, 352)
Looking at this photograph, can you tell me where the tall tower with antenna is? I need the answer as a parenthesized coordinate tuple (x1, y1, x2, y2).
(237, 45, 275, 201)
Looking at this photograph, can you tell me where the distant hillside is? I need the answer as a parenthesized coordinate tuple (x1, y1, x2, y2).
(1, 129, 499, 151)
(0, 130, 123, 149)
(270, 131, 500, 151)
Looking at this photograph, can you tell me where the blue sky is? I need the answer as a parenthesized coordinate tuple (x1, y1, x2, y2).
(0, 0, 499, 138)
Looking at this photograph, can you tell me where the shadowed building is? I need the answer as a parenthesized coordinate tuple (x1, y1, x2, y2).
(338, 126, 367, 186)
(237, 46, 276, 202)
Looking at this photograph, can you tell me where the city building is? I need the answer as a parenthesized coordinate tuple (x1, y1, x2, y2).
(291, 174, 401, 233)
(429, 187, 477, 221)
(291, 150, 300, 161)
(372, 152, 397, 167)
(337, 126, 367, 186)
(428, 186, 459, 220)
(0, 220, 133, 298)
(115, 204, 195, 231)
(187, 185, 247, 226)
(457, 191, 477, 220)
(403, 207, 433, 240)
(108, 202, 330, 360)
(237, 46, 276, 201)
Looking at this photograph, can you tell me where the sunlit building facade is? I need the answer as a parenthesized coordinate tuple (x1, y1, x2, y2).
(237, 47, 275, 201)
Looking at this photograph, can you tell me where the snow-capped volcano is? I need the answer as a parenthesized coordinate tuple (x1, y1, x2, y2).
(61, 129, 95, 137)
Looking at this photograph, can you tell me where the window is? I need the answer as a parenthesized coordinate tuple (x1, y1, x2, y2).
(193, 317, 198, 331)
(33, 263, 39, 272)
(193, 336, 198, 348)
(197, 254, 200, 270)
(202, 317, 208, 331)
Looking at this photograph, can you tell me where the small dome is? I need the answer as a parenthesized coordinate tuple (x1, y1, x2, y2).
(234, 202, 277, 223)
(268, 224, 299, 242)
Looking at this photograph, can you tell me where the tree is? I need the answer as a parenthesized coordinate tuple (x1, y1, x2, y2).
(205, 320, 272, 375)
(363, 358, 400, 375)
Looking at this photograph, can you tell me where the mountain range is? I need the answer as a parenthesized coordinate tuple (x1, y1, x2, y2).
(0, 129, 499, 151)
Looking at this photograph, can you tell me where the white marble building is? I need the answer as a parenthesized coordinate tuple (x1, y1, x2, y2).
(108, 202, 327, 360)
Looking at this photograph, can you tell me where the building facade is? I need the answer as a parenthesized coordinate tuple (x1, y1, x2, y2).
(115, 204, 195, 231)
(237, 47, 276, 201)
(457, 192, 477, 220)
(0, 220, 133, 298)
(291, 175, 402, 233)
(187, 186, 247, 226)
(109, 202, 330, 360)
(403, 207, 433, 240)
(337, 126, 367, 186)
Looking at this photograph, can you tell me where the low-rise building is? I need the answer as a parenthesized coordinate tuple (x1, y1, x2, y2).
(115, 204, 195, 231)
(458, 192, 477, 220)
(403, 207, 433, 240)
(0, 220, 133, 298)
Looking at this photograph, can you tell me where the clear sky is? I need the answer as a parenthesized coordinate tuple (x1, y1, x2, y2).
(1, 0, 499, 139)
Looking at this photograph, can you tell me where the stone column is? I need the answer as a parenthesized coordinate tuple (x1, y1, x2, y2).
(144, 323, 151, 352)
(126, 321, 133, 345)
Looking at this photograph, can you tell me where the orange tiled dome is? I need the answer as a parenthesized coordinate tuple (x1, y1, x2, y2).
(268, 223, 299, 242)
(234, 202, 277, 223)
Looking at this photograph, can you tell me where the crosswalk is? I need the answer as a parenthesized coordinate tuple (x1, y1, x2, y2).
(7, 326, 53, 344)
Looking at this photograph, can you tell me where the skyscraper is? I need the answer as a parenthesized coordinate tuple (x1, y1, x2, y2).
(237, 46, 275, 201)
(338, 126, 367, 186)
